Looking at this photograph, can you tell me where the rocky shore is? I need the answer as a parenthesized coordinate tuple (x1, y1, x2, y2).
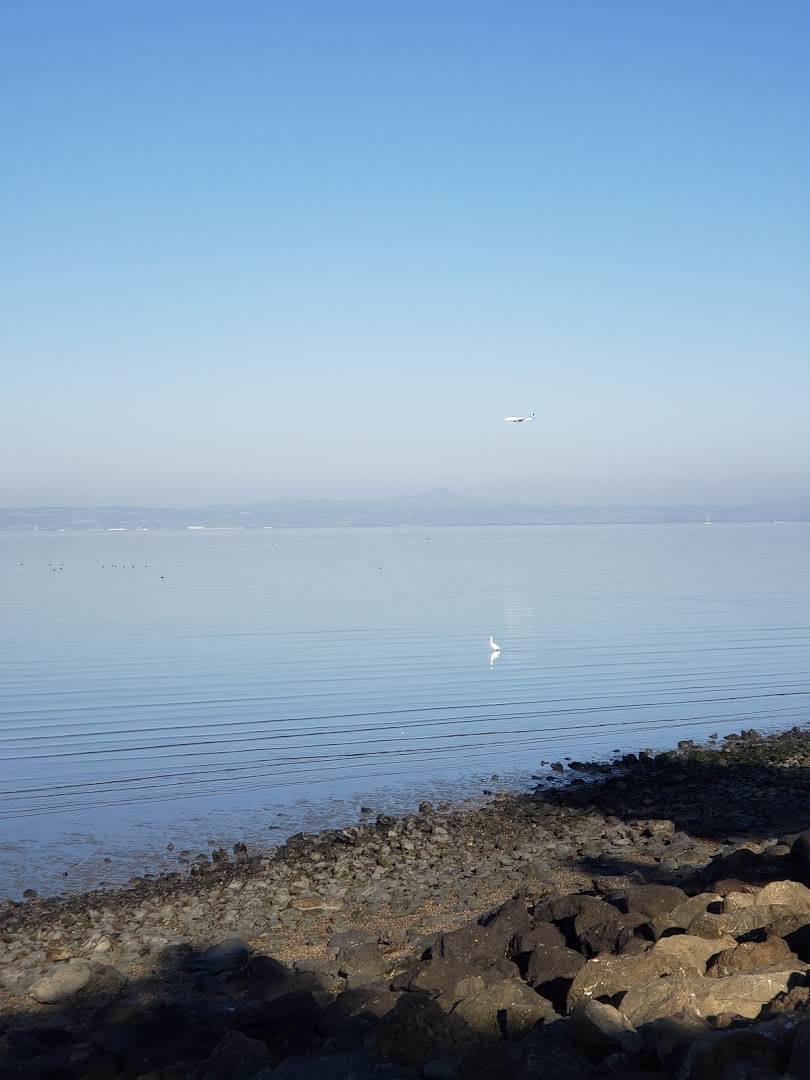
(5, 725, 810, 1078)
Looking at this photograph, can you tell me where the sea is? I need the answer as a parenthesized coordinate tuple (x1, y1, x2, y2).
(2, 523, 809, 901)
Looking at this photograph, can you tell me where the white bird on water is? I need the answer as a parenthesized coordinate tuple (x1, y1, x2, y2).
(504, 412, 535, 423)
(488, 635, 501, 653)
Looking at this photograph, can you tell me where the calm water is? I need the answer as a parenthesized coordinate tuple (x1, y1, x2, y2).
(2, 524, 809, 900)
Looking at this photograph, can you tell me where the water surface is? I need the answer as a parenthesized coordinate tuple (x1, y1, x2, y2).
(1, 524, 808, 899)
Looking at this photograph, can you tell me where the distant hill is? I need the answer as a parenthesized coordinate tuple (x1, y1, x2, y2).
(1, 493, 809, 530)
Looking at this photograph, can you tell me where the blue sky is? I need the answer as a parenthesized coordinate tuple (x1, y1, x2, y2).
(2, 1, 808, 507)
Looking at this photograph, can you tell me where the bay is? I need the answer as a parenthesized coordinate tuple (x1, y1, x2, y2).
(1, 523, 808, 900)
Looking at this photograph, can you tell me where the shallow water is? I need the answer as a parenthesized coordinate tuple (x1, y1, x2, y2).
(1, 523, 808, 899)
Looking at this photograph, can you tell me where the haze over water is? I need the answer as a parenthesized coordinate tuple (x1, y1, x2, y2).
(2, 523, 809, 900)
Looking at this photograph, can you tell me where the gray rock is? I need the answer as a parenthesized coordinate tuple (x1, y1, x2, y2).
(28, 959, 126, 1003)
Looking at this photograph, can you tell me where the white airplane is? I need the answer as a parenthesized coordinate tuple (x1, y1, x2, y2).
(504, 412, 535, 423)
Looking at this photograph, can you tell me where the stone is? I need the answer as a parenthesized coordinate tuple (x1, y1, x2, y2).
(28, 959, 126, 1004)
(205, 1030, 276, 1079)
(567, 950, 688, 1011)
(512, 922, 566, 958)
(190, 937, 251, 973)
(687, 903, 797, 939)
(371, 994, 471, 1069)
(392, 957, 486, 1006)
(483, 894, 533, 938)
(650, 933, 737, 975)
(706, 936, 796, 976)
(434, 921, 509, 967)
(337, 942, 390, 981)
(679, 1028, 787, 1080)
(569, 999, 641, 1063)
(526, 943, 586, 1011)
(791, 830, 810, 863)
(452, 978, 556, 1038)
(259, 1050, 419, 1078)
(651, 894, 723, 938)
(576, 912, 649, 957)
(724, 879, 810, 914)
(615, 884, 688, 920)
(788, 1014, 810, 1078)
(619, 963, 809, 1026)
(322, 985, 404, 1033)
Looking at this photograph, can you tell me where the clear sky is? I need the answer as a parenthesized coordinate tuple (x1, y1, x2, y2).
(2, 1, 808, 507)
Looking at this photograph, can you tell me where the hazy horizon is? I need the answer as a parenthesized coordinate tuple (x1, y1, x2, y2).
(3, 485, 810, 514)
(3, 2, 808, 510)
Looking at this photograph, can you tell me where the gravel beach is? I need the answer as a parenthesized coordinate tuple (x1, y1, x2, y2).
(5, 725, 810, 1078)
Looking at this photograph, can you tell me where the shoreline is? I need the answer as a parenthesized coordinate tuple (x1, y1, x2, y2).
(4, 723, 810, 1077)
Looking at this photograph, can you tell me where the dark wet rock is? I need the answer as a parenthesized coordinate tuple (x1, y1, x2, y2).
(482, 894, 533, 938)
(511, 921, 566, 964)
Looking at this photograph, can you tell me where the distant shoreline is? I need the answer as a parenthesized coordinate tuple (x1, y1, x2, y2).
(1, 505, 807, 531)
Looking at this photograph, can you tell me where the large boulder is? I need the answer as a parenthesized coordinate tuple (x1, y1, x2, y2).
(723, 879, 810, 914)
(392, 957, 486, 1007)
(619, 962, 809, 1026)
(451, 978, 556, 1039)
(615, 883, 688, 920)
(567, 951, 689, 1011)
(650, 933, 737, 975)
(687, 903, 799, 939)
(706, 936, 796, 977)
(569, 1000, 641, 1063)
(651, 894, 723, 939)
(526, 944, 586, 1011)
(28, 959, 127, 1004)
